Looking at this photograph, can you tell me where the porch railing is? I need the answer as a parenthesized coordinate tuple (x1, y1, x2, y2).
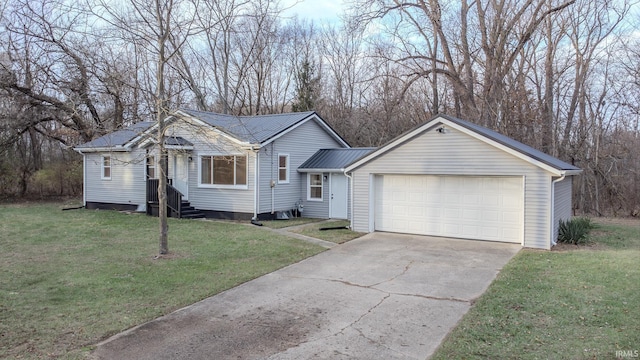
(146, 178, 182, 218)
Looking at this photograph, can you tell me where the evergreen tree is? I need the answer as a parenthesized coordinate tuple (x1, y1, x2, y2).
(292, 59, 319, 112)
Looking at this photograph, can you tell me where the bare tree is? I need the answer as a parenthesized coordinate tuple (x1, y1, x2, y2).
(93, 0, 197, 255)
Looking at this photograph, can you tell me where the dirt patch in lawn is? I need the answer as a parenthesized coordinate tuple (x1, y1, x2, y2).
(551, 242, 607, 252)
(591, 217, 640, 227)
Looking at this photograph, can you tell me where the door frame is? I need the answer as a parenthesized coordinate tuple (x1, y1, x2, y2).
(329, 173, 348, 219)
(171, 153, 189, 200)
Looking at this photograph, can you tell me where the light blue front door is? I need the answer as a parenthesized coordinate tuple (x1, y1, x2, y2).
(330, 173, 348, 219)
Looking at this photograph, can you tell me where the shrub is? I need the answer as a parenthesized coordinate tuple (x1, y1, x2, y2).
(557, 217, 594, 245)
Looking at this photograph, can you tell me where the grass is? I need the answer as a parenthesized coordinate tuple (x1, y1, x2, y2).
(432, 219, 640, 359)
(0, 203, 324, 359)
(260, 217, 323, 229)
(289, 220, 365, 244)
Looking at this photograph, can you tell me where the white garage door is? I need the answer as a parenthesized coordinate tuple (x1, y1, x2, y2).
(374, 175, 523, 243)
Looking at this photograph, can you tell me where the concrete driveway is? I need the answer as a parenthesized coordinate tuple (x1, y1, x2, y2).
(91, 233, 520, 360)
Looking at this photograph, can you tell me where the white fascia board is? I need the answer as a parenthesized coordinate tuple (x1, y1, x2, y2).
(260, 113, 350, 148)
(563, 169, 583, 176)
(73, 146, 129, 153)
(298, 168, 343, 173)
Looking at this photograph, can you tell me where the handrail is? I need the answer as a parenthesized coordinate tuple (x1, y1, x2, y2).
(147, 178, 183, 218)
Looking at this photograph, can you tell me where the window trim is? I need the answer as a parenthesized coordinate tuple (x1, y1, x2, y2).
(307, 173, 323, 201)
(277, 153, 290, 184)
(101, 155, 111, 180)
(198, 153, 249, 189)
(146, 155, 156, 180)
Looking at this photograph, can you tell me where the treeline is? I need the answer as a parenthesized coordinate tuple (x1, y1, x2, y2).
(0, 0, 638, 216)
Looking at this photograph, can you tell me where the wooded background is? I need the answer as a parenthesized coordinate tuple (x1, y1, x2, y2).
(0, 0, 638, 217)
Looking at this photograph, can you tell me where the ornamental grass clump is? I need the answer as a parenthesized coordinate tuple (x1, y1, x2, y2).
(557, 217, 594, 245)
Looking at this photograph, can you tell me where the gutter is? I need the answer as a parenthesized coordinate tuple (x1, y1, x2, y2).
(73, 146, 130, 153)
(550, 172, 567, 247)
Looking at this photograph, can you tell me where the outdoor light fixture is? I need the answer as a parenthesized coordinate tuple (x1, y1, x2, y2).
(437, 126, 447, 134)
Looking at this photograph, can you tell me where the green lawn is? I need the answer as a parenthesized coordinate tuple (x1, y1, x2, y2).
(0, 203, 324, 359)
(433, 219, 640, 359)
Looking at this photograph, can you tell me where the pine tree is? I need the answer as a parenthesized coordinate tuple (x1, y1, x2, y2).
(292, 59, 319, 112)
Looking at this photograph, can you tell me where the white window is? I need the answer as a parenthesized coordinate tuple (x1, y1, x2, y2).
(101, 156, 111, 180)
(308, 173, 323, 201)
(278, 154, 289, 184)
(146, 156, 156, 179)
(200, 155, 247, 187)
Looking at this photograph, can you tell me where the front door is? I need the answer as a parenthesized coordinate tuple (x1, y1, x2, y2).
(172, 154, 189, 200)
(330, 173, 348, 219)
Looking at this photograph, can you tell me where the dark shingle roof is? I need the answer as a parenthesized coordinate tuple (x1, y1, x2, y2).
(440, 114, 580, 171)
(180, 109, 317, 144)
(75, 122, 154, 149)
(299, 148, 376, 171)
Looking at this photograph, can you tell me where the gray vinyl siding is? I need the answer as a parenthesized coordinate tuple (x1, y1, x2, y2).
(257, 119, 344, 215)
(552, 177, 573, 242)
(83, 150, 146, 206)
(350, 126, 556, 249)
(299, 172, 330, 218)
(165, 122, 255, 213)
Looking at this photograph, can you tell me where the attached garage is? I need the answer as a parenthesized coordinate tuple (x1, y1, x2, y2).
(346, 114, 582, 250)
(374, 175, 523, 243)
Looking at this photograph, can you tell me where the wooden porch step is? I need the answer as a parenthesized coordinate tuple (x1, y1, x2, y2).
(147, 200, 205, 219)
(179, 200, 205, 219)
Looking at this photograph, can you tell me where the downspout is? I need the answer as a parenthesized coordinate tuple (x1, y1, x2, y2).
(345, 171, 353, 230)
(550, 173, 566, 247)
(271, 142, 275, 214)
(253, 147, 259, 220)
(82, 153, 87, 206)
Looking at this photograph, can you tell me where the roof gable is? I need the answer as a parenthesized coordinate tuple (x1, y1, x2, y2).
(440, 114, 580, 172)
(74, 110, 349, 152)
(74, 122, 154, 151)
(346, 114, 581, 176)
(177, 109, 348, 147)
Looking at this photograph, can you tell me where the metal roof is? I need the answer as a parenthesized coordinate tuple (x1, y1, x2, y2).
(75, 122, 154, 149)
(180, 109, 319, 144)
(299, 148, 376, 171)
(439, 114, 581, 171)
(76, 110, 349, 152)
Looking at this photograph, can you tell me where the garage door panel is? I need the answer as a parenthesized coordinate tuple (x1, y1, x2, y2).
(502, 211, 521, 223)
(463, 208, 481, 220)
(374, 175, 523, 243)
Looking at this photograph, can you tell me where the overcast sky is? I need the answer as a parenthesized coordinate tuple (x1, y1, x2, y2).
(280, 0, 344, 24)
